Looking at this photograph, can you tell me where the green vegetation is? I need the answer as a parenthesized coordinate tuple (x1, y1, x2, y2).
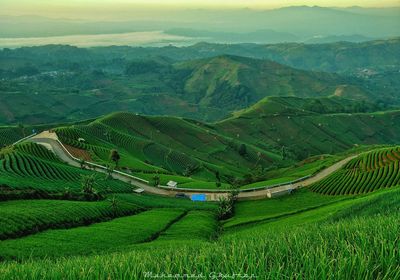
(217, 97, 400, 161)
(0, 199, 142, 240)
(156, 211, 217, 242)
(240, 154, 340, 189)
(0, 187, 398, 279)
(115, 193, 217, 211)
(0, 36, 399, 280)
(0, 209, 185, 260)
(1, 39, 399, 125)
(53, 112, 284, 188)
(0, 142, 131, 194)
(41, 104, 400, 190)
(223, 189, 344, 228)
(311, 146, 400, 195)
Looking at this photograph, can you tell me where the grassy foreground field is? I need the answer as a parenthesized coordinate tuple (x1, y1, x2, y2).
(223, 189, 345, 228)
(0, 199, 142, 240)
(0, 209, 186, 260)
(0, 187, 398, 279)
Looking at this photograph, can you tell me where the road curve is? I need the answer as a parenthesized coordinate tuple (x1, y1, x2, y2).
(28, 137, 172, 197)
(27, 131, 357, 201)
(237, 155, 356, 200)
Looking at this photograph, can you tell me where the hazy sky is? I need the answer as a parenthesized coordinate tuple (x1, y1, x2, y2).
(2, 0, 400, 20)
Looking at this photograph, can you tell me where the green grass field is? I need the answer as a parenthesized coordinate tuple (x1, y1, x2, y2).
(0, 186, 398, 279)
(223, 188, 345, 228)
(0, 209, 185, 260)
(0, 199, 142, 240)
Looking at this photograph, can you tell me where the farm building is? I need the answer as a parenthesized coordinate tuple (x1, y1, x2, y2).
(167, 181, 178, 188)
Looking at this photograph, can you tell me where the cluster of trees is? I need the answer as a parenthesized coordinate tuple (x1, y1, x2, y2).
(124, 60, 172, 76)
(217, 189, 239, 220)
(302, 99, 383, 114)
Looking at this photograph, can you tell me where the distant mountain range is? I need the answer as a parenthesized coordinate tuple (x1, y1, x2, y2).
(0, 6, 399, 42)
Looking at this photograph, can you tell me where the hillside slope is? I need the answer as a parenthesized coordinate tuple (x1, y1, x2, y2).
(1, 46, 385, 125)
(45, 100, 400, 187)
(310, 146, 400, 195)
(175, 55, 371, 110)
(217, 97, 400, 159)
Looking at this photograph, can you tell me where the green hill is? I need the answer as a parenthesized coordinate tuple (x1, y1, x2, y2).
(1, 46, 389, 125)
(54, 112, 284, 187)
(175, 55, 371, 110)
(310, 146, 400, 195)
(217, 96, 400, 159)
(29, 100, 398, 189)
(0, 142, 131, 194)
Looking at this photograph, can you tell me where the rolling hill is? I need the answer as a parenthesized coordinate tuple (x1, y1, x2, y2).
(2, 98, 393, 189)
(0, 48, 381, 124)
(175, 55, 372, 110)
(217, 96, 400, 160)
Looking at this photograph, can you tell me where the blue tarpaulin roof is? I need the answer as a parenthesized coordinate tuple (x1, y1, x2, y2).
(191, 194, 207, 202)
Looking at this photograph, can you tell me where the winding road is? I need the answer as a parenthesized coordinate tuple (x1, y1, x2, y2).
(26, 131, 357, 201)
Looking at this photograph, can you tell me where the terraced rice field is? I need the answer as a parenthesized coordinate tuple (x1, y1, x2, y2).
(54, 112, 282, 187)
(1, 187, 398, 280)
(0, 199, 142, 240)
(223, 189, 343, 228)
(0, 142, 132, 193)
(0, 127, 26, 147)
(310, 146, 400, 195)
(156, 210, 217, 241)
(0, 209, 185, 260)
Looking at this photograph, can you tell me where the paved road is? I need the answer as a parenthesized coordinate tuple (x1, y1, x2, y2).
(237, 155, 356, 200)
(27, 131, 357, 201)
(29, 137, 172, 197)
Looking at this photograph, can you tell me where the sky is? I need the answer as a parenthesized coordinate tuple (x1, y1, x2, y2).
(1, 0, 400, 20)
(2, 0, 399, 6)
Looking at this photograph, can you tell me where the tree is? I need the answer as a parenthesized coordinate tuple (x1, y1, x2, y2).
(79, 158, 86, 169)
(17, 123, 25, 137)
(63, 187, 72, 200)
(238, 144, 247, 156)
(105, 164, 113, 180)
(108, 195, 119, 217)
(217, 196, 234, 220)
(281, 146, 287, 160)
(153, 175, 160, 187)
(217, 186, 239, 220)
(216, 182, 222, 188)
(109, 149, 121, 168)
(230, 177, 241, 190)
(80, 174, 97, 199)
(215, 171, 221, 182)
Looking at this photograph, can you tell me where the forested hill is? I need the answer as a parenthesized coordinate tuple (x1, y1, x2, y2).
(2, 41, 399, 125)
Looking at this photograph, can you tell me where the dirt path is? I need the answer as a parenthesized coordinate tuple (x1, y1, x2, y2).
(27, 131, 357, 201)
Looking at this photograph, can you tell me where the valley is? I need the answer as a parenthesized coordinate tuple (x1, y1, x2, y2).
(1, 39, 399, 124)
(0, 21, 399, 279)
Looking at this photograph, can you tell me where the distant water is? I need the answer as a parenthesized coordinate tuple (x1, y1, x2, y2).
(0, 31, 202, 48)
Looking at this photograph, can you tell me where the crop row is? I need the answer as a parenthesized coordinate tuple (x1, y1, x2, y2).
(311, 147, 400, 195)
(0, 209, 185, 260)
(0, 199, 142, 240)
(0, 143, 132, 193)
